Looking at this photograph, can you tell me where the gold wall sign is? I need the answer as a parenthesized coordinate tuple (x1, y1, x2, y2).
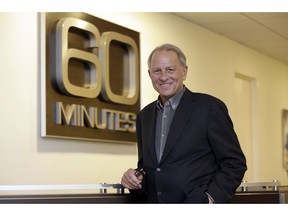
(40, 13, 140, 143)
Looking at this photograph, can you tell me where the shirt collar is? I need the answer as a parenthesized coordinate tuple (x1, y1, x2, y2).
(157, 86, 186, 110)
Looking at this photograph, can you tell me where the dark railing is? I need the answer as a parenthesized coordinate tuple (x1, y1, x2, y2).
(0, 181, 287, 204)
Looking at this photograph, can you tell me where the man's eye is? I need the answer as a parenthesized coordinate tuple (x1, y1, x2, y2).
(153, 69, 161, 73)
(167, 68, 175, 73)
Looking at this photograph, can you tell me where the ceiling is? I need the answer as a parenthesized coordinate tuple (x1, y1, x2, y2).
(173, 12, 288, 65)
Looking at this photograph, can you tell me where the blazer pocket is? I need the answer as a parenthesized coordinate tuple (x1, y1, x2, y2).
(184, 185, 209, 203)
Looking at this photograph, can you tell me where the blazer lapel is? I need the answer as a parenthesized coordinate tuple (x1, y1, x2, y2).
(143, 102, 159, 165)
(159, 90, 196, 164)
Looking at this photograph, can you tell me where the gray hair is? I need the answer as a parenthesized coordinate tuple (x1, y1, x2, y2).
(147, 43, 187, 69)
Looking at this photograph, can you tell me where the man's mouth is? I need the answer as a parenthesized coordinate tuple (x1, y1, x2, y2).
(159, 82, 172, 87)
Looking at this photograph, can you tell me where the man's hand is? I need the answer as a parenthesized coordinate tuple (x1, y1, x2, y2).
(121, 168, 144, 190)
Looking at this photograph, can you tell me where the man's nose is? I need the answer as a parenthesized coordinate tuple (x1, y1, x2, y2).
(159, 70, 169, 80)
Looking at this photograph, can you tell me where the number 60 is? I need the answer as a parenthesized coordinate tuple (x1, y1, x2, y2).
(55, 17, 139, 105)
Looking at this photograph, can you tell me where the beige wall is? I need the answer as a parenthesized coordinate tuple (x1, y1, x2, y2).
(0, 12, 287, 191)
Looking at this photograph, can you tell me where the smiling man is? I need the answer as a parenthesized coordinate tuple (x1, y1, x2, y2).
(121, 43, 247, 203)
(149, 47, 187, 104)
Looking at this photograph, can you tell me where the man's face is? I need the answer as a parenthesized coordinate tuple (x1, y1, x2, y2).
(149, 50, 187, 103)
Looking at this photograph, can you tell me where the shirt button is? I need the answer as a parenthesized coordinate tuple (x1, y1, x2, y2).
(156, 168, 161, 172)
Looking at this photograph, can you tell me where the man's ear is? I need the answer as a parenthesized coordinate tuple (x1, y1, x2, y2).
(182, 66, 188, 80)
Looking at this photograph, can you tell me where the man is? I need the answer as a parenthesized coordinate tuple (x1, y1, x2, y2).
(121, 43, 247, 203)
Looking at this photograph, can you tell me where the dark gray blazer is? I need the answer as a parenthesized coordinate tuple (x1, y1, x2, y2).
(134, 88, 247, 203)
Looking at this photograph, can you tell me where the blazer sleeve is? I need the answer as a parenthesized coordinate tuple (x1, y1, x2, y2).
(206, 99, 247, 203)
(127, 112, 148, 200)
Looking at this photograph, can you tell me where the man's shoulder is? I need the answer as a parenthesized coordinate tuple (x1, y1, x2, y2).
(139, 100, 157, 113)
(184, 89, 220, 103)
